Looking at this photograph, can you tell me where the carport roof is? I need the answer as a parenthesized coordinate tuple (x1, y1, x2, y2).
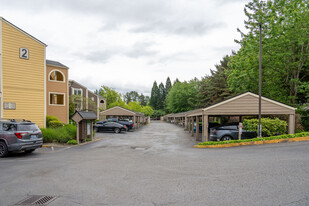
(202, 92, 295, 115)
(100, 106, 145, 117)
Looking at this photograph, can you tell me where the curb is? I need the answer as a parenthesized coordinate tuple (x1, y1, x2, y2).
(194, 136, 309, 148)
(42, 138, 102, 148)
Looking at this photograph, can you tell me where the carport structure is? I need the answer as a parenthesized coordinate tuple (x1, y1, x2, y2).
(189, 92, 296, 142)
(99, 106, 146, 129)
(170, 111, 192, 127)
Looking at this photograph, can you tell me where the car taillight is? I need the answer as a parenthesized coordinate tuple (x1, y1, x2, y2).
(124, 126, 126, 128)
(15, 132, 28, 139)
(210, 129, 217, 134)
(131, 124, 133, 127)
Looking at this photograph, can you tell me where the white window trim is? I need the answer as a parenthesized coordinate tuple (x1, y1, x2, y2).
(48, 69, 65, 83)
(73, 88, 83, 96)
(49, 92, 65, 106)
(71, 88, 83, 110)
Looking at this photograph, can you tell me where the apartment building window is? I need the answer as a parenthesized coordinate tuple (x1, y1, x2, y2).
(73, 88, 82, 96)
(50, 93, 65, 105)
(49, 70, 64, 82)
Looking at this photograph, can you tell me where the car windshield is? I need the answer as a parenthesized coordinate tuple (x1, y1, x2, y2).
(17, 124, 40, 131)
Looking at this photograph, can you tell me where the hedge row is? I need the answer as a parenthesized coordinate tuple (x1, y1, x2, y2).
(198, 132, 309, 146)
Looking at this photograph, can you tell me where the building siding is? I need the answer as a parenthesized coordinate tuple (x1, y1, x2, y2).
(46, 65, 68, 124)
(2, 21, 45, 127)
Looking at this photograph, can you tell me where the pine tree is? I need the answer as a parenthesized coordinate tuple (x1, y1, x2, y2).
(173, 78, 180, 86)
(199, 55, 234, 107)
(150, 81, 159, 109)
(165, 77, 172, 94)
(158, 82, 166, 109)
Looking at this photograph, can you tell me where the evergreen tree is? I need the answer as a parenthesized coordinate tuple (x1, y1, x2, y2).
(150, 81, 159, 109)
(165, 77, 172, 94)
(173, 78, 180, 86)
(158, 82, 166, 109)
(139, 93, 147, 106)
(199, 55, 234, 107)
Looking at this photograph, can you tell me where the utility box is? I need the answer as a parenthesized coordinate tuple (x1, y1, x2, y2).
(72, 111, 97, 144)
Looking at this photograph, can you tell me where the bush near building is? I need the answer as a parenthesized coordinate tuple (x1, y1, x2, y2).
(41, 124, 76, 144)
(243, 118, 287, 137)
(42, 116, 77, 144)
(49, 120, 63, 128)
(46, 115, 59, 127)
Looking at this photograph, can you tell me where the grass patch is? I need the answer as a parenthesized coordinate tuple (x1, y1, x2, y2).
(67, 140, 78, 145)
(198, 132, 309, 146)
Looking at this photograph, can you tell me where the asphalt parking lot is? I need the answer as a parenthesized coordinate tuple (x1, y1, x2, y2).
(0, 121, 308, 206)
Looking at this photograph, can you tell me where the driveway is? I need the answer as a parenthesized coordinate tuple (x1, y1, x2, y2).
(0, 121, 309, 206)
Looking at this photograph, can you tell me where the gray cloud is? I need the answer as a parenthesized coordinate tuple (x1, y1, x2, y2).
(1, 0, 227, 36)
(131, 21, 225, 36)
(74, 41, 158, 63)
(148, 52, 197, 65)
(75, 50, 116, 64)
(125, 42, 159, 58)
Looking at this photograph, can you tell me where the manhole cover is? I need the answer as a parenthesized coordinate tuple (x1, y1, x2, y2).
(131, 146, 148, 150)
(15, 195, 57, 205)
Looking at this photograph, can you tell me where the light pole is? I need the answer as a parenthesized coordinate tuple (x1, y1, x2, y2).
(258, 22, 262, 137)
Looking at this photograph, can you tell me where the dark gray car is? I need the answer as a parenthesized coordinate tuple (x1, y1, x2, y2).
(210, 123, 257, 141)
(0, 119, 43, 157)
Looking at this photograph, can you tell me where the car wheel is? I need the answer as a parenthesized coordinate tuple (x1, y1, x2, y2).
(114, 128, 120, 133)
(221, 136, 232, 141)
(0, 141, 8, 158)
(25, 149, 35, 154)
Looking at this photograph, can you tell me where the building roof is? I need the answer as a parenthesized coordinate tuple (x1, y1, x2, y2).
(46, 60, 69, 69)
(69, 80, 97, 96)
(100, 106, 145, 117)
(203, 92, 296, 112)
(74, 111, 97, 120)
(0, 17, 47, 46)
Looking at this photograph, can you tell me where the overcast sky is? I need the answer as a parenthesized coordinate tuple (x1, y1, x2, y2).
(1, 0, 249, 96)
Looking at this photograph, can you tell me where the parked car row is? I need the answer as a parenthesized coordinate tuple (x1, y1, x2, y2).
(210, 123, 257, 141)
(93, 118, 135, 133)
(193, 122, 257, 141)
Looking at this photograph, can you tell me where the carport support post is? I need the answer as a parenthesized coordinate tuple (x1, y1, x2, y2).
(133, 116, 136, 130)
(203, 115, 209, 142)
(288, 114, 295, 134)
(185, 117, 188, 129)
(191, 116, 194, 137)
(195, 116, 199, 140)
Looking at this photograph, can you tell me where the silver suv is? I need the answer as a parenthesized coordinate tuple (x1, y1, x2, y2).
(0, 119, 43, 157)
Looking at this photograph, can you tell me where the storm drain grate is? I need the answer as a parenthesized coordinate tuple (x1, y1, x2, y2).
(131, 146, 148, 150)
(15, 195, 57, 205)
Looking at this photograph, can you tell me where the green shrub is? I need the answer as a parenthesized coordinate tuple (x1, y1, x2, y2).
(49, 120, 63, 128)
(198, 132, 309, 145)
(243, 118, 287, 137)
(64, 124, 77, 137)
(67, 140, 78, 145)
(46, 115, 59, 127)
(41, 125, 77, 144)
